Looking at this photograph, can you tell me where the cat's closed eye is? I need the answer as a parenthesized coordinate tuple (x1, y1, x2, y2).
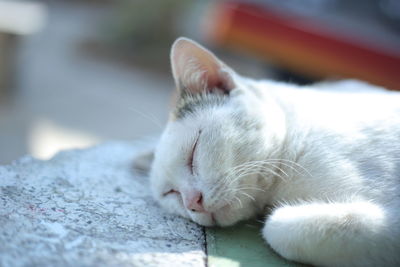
(163, 189, 180, 197)
(188, 131, 201, 175)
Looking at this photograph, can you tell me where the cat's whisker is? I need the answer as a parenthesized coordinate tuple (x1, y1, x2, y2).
(255, 219, 265, 224)
(238, 158, 311, 179)
(236, 187, 266, 192)
(221, 193, 238, 209)
(197, 153, 305, 220)
(226, 162, 288, 186)
(236, 160, 290, 179)
(228, 160, 289, 180)
(228, 160, 270, 173)
(223, 186, 260, 207)
(225, 162, 268, 184)
(240, 191, 256, 202)
(257, 168, 288, 183)
(127, 106, 164, 130)
(267, 159, 313, 178)
(225, 172, 260, 189)
(226, 170, 255, 186)
(234, 196, 243, 209)
(227, 159, 313, 185)
(250, 160, 291, 178)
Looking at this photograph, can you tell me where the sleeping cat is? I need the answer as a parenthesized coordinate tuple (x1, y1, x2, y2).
(145, 37, 400, 266)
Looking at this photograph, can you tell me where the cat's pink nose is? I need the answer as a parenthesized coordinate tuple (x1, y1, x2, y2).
(185, 191, 205, 212)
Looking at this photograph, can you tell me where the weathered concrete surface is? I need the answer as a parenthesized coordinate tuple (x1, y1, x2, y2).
(0, 142, 206, 267)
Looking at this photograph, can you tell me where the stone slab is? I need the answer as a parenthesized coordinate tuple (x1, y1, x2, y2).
(0, 141, 206, 267)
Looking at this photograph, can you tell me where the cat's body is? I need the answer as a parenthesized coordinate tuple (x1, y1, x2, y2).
(148, 38, 400, 266)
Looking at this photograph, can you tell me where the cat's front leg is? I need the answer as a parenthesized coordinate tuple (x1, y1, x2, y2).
(262, 202, 396, 267)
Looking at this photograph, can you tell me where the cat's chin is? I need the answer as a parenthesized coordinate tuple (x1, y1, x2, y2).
(212, 210, 244, 227)
(191, 205, 247, 227)
(190, 212, 216, 227)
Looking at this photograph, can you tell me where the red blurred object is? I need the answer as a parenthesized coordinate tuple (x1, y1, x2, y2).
(204, 1, 400, 90)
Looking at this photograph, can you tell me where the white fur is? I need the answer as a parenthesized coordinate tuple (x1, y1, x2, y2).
(149, 38, 400, 266)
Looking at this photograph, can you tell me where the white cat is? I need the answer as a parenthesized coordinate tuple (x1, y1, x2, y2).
(147, 37, 400, 266)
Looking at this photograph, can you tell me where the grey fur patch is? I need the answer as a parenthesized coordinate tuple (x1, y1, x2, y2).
(173, 87, 228, 119)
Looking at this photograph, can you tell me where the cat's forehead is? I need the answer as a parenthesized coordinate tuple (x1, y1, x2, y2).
(172, 91, 229, 120)
(159, 119, 199, 152)
(159, 114, 220, 159)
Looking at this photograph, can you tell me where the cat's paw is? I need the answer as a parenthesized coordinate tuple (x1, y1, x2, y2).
(262, 204, 314, 264)
(262, 202, 389, 267)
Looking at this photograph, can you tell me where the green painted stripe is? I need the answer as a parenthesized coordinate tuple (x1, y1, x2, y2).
(206, 220, 305, 267)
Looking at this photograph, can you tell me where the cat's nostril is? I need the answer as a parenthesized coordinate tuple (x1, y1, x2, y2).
(186, 191, 206, 212)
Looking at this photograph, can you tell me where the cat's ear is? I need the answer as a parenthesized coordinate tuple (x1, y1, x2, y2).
(133, 149, 154, 175)
(170, 37, 236, 95)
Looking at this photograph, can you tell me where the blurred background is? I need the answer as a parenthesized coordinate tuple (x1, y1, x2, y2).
(0, 0, 399, 164)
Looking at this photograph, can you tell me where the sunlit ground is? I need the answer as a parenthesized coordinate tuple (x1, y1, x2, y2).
(28, 119, 101, 160)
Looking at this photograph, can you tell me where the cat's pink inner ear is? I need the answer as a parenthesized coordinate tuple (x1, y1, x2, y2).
(170, 37, 235, 95)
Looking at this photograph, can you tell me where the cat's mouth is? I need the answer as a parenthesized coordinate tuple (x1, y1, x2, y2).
(186, 191, 251, 227)
(201, 203, 233, 227)
(187, 207, 219, 226)
(211, 212, 216, 225)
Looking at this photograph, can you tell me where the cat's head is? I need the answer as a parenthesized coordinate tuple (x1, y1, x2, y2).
(150, 38, 285, 226)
